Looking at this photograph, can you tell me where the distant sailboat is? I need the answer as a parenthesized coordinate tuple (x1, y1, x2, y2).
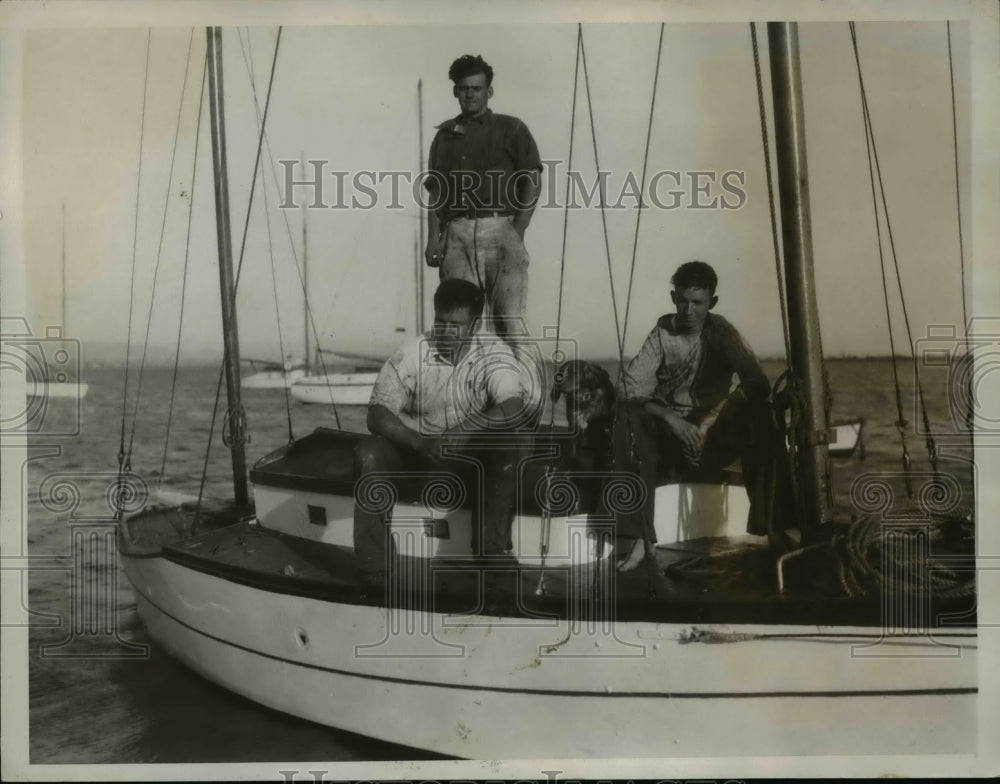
(34, 203, 89, 400)
(241, 203, 310, 390)
(290, 83, 427, 407)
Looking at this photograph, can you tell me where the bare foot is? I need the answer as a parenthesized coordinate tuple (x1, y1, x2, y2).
(616, 537, 647, 572)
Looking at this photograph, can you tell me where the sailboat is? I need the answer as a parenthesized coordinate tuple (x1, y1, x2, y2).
(288, 85, 429, 407)
(118, 24, 976, 759)
(32, 203, 90, 400)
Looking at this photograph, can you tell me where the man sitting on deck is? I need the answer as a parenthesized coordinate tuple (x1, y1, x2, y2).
(353, 279, 525, 589)
(613, 261, 771, 572)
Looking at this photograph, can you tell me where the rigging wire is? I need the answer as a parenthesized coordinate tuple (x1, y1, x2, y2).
(946, 21, 973, 434)
(548, 25, 583, 413)
(125, 29, 198, 491)
(197, 26, 286, 515)
(241, 28, 295, 442)
(576, 25, 664, 591)
(234, 28, 344, 428)
(619, 23, 665, 363)
(849, 22, 939, 483)
(538, 25, 584, 598)
(116, 28, 152, 518)
(849, 22, 913, 495)
(578, 30, 625, 364)
(159, 37, 208, 489)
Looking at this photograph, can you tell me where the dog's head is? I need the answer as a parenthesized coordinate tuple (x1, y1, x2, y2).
(551, 360, 616, 433)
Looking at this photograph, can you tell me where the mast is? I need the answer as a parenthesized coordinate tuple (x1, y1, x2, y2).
(416, 78, 425, 334)
(205, 26, 249, 506)
(767, 22, 832, 535)
(61, 202, 66, 329)
(302, 156, 309, 373)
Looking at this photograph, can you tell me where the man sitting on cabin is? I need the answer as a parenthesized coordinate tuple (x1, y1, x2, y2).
(353, 279, 525, 589)
(613, 261, 771, 572)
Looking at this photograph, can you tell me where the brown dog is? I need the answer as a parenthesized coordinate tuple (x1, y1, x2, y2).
(549, 360, 617, 515)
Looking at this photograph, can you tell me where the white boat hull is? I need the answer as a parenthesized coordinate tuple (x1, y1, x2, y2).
(290, 372, 378, 406)
(122, 552, 976, 759)
(241, 368, 307, 389)
(28, 381, 89, 399)
(830, 419, 863, 457)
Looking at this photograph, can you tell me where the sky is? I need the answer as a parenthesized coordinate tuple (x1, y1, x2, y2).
(4, 1, 996, 367)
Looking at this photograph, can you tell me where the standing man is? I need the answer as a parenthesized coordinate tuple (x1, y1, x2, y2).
(423, 54, 542, 349)
(612, 261, 773, 571)
(353, 280, 526, 589)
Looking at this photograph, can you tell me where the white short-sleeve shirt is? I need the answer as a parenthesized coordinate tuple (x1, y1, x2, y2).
(370, 329, 524, 434)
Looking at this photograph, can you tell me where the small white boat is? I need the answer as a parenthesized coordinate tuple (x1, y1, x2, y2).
(28, 204, 90, 401)
(829, 418, 865, 458)
(289, 370, 378, 406)
(31, 380, 90, 399)
(241, 357, 307, 389)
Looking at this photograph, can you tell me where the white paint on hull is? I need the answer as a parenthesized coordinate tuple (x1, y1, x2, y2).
(290, 373, 378, 406)
(28, 381, 89, 399)
(242, 368, 307, 389)
(123, 554, 977, 759)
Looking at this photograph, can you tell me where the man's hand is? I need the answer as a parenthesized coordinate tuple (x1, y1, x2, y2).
(667, 417, 704, 462)
(645, 402, 704, 462)
(424, 235, 443, 268)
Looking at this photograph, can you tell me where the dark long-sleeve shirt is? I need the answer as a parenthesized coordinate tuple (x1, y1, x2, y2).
(618, 313, 769, 422)
(425, 109, 541, 222)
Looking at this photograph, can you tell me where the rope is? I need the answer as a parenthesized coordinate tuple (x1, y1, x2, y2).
(832, 513, 975, 600)
(849, 23, 939, 477)
(946, 21, 972, 433)
(619, 23, 665, 361)
(116, 28, 152, 518)
(159, 38, 207, 489)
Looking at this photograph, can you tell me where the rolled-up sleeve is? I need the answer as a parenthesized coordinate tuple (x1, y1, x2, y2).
(369, 348, 413, 415)
(484, 344, 524, 404)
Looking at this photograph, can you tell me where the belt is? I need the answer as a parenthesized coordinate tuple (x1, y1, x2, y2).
(450, 210, 512, 221)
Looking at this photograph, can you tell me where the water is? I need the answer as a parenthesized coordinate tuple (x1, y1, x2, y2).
(24, 360, 974, 763)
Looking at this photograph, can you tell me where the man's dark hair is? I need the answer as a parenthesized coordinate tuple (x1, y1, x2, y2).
(448, 54, 494, 86)
(433, 279, 485, 319)
(671, 260, 718, 295)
